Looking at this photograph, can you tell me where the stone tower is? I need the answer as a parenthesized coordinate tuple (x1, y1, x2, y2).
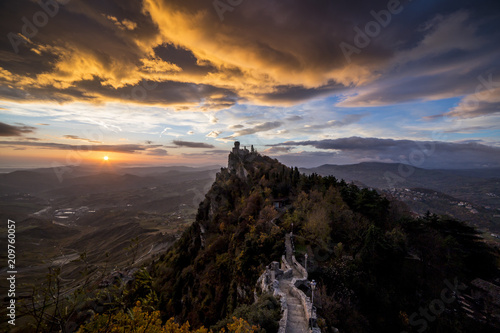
(232, 141, 241, 154)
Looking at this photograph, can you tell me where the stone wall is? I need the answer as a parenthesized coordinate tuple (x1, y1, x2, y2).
(288, 255, 322, 333)
(255, 260, 289, 333)
(292, 255, 308, 279)
(256, 261, 282, 295)
(256, 243, 327, 333)
(289, 278, 314, 324)
(281, 255, 293, 279)
(276, 288, 288, 333)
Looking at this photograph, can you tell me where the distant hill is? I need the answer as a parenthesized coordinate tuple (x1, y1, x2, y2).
(0, 166, 220, 196)
(301, 162, 499, 190)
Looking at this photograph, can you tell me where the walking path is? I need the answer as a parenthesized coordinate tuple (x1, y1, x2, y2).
(283, 234, 309, 333)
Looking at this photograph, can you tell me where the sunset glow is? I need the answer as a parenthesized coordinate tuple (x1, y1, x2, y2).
(0, 0, 498, 169)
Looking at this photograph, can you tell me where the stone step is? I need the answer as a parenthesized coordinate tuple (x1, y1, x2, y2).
(288, 303, 303, 308)
(288, 308, 305, 314)
(288, 311, 306, 319)
(288, 305, 304, 311)
(289, 307, 304, 314)
(286, 323, 309, 333)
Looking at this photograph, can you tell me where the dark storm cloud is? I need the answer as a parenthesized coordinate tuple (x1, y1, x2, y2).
(153, 43, 216, 76)
(337, 9, 500, 115)
(0, 122, 36, 136)
(272, 137, 500, 168)
(257, 82, 348, 104)
(0, 0, 499, 110)
(1, 75, 239, 109)
(0, 0, 237, 107)
(172, 140, 215, 148)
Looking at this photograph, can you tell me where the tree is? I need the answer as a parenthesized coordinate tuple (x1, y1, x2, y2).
(78, 302, 258, 333)
(20, 251, 101, 332)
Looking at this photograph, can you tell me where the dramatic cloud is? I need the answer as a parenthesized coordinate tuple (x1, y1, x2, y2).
(335, 11, 500, 116)
(172, 140, 215, 148)
(0, 122, 35, 136)
(1, 0, 498, 109)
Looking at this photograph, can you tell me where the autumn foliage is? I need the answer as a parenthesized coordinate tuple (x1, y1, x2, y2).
(78, 301, 258, 333)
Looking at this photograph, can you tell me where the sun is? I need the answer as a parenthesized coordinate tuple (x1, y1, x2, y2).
(103, 156, 109, 161)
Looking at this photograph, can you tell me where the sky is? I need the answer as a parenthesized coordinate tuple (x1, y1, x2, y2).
(0, 0, 499, 169)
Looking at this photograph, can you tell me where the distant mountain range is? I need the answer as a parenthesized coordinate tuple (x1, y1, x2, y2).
(0, 165, 221, 196)
(301, 162, 500, 202)
(301, 162, 500, 188)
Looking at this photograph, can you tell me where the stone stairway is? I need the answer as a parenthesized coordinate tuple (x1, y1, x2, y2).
(256, 233, 319, 333)
(282, 278, 309, 333)
(283, 233, 309, 333)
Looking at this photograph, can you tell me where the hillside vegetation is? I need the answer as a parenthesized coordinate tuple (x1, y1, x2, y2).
(124, 149, 499, 332)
